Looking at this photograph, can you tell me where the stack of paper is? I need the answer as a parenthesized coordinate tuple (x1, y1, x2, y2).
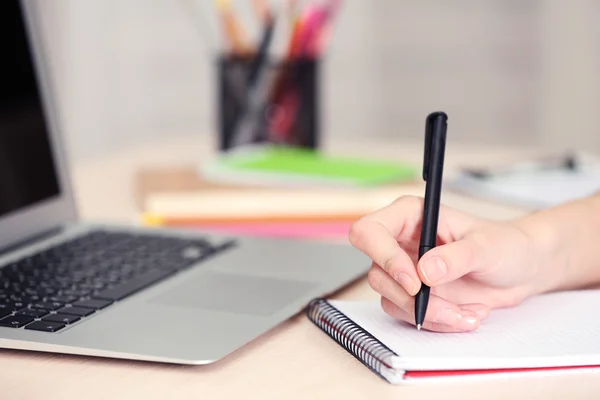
(141, 185, 420, 241)
(136, 164, 422, 241)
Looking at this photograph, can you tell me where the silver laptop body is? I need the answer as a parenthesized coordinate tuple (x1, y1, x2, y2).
(0, 0, 370, 364)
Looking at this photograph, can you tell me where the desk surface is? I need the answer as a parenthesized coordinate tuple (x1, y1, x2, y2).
(4, 136, 600, 399)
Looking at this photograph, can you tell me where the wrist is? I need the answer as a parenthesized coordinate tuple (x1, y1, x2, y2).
(513, 194, 600, 294)
(512, 213, 564, 295)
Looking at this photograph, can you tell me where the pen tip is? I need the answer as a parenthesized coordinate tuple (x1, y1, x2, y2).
(417, 324, 422, 331)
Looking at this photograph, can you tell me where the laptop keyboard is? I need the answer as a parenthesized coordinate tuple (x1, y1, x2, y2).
(0, 229, 235, 333)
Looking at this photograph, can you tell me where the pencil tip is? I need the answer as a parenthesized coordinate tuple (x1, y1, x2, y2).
(417, 324, 422, 331)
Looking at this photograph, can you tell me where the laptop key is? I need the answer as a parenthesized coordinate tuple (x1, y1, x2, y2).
(17, 308, 48, 318)
(72, 299, 112, 310)
(93, 269, 173, 301)
(0, 302, 27, 312)
(31, 301, 64, 311)
(0, 309, 11, 319)
(43, 313, 80, 325)
(9, 295, 31, 304)
(0, 315, 34, 328)
(57, 307, 95, 317)
(48, 295, 78, 303)
(60, 288, 91, 298)
(25, 321, 65, 332)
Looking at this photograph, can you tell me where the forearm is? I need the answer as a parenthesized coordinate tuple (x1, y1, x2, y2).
(515, 193, 600, 294)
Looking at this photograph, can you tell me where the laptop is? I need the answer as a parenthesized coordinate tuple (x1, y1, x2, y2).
(0, 0, 370, 364)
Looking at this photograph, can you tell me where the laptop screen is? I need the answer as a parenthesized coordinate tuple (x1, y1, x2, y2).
(0, 1, 61, 219)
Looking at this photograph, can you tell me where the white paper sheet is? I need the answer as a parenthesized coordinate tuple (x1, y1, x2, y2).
(449, 166, 600, 209)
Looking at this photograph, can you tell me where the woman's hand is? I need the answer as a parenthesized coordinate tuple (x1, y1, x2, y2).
(349, 195, 547, 333)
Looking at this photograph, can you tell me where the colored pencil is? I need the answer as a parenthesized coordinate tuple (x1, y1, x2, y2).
(214, 0, 251, 54)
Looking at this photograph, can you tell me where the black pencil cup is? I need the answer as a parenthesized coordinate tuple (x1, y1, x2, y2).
(216, 54, 320, 151)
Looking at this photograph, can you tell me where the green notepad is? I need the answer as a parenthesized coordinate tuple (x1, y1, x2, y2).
(200, 145, 418, 187)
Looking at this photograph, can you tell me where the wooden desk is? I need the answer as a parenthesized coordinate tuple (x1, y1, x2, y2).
(4, 135, 599, 399)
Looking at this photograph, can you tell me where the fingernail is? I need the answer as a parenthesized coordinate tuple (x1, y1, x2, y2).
(395, 272, 417, 295)
(434, 308, 461, 325)
(456, 309, 480, 330)
(421, 257, 447, 283)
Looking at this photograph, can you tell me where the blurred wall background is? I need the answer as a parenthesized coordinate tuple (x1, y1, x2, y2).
(35, 0, 600, 161)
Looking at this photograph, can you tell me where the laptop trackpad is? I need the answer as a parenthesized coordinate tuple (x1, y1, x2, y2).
(149, 271, 317, 316)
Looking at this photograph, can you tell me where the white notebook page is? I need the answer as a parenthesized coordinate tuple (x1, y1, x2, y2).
(329, 290, 600, 371)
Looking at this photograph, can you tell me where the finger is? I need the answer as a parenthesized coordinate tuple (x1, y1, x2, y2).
(417, 236, 491, 287)
(381, 297, 461, 333)
(350, 224, 421, 296)
(351, 195, 423, 237)
(381, 297, 480, 333)
(459, 303, 491, 320)
(358, 195, 479, 242)
(368, 265, 480, 330)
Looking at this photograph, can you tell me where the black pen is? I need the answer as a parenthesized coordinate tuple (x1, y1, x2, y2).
(230, 13, 276, 147)
(415, 111, 447, 330)
(246, 15, 275, 88)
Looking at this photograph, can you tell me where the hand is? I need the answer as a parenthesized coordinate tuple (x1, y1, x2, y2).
(349, 195, 543, 332)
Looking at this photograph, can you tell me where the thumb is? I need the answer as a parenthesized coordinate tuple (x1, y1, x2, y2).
(416, 237, 490, 286)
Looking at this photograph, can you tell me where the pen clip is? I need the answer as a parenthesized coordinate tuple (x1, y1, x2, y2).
(423, 112, 447, 181)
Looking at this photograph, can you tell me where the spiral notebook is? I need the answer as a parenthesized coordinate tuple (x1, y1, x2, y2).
(306, 290, 600, 385)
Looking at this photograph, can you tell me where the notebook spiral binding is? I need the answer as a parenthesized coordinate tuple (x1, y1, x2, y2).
(305, 298, 399, 380)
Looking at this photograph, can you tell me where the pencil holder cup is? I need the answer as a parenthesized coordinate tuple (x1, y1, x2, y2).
(216, 54, 320, 151)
